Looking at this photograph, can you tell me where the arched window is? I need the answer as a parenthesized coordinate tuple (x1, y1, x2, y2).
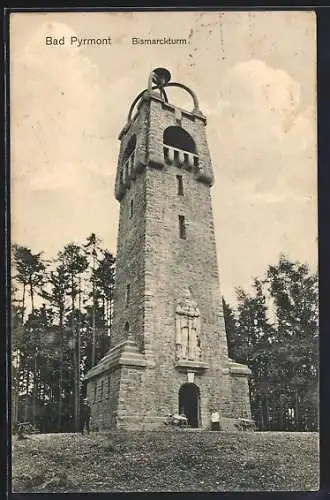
(163, 127, 196, 154)
(124, 321, 130, 332)
(122, 134, 136, 164)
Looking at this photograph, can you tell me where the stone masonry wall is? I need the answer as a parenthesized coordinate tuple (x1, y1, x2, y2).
(144, 97, 229, 359)
(229, 374, 252, 420)
(138, 98, 233, 425)
(87, 368, 121, 430)
(110, 172, 146, 351)
(115, 103, 148, 201)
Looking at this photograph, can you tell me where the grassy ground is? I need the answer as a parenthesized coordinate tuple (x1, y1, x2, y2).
(12, 430, 319, 492)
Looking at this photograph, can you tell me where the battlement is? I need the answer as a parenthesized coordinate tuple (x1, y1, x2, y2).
(163, 144, 199, 169)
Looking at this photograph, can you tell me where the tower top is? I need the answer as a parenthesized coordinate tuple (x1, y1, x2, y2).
(123, 67, 204, 133)
(116, 67, 213, 200)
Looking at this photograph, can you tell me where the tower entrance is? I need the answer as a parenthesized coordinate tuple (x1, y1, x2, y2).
(178, 383, 200, 428)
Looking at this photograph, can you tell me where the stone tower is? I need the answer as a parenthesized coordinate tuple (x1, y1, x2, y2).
(85, 68, 252, 430)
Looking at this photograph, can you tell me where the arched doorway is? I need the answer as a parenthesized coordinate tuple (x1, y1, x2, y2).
(178, 383, 200, 428)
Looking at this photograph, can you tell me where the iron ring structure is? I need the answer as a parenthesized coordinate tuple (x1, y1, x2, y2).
(126, 68, 201, 127)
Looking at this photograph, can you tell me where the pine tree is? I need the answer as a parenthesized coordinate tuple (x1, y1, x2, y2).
(58, 244, 88, 432)
(93, 250, 116, 358)
(267, 255, 318, 430)
(41, 264, 70, 430)
(83, 233, 102, 367)
(12, 245, 47, 423)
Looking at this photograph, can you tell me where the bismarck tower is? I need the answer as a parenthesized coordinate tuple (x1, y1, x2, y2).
(85, 68, 252, 430)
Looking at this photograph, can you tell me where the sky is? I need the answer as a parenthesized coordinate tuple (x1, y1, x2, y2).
(10, 10, 317, 304)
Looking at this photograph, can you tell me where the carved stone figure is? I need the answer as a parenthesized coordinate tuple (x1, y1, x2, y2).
(175, 289, 202, 361)
(181, 315, 189, 359)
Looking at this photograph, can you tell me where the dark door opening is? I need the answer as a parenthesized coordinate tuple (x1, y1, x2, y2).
(178, 383, 200, 428)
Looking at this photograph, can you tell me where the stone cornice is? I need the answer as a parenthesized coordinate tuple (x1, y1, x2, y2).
(175, 360, 208, 373)
(84, 340, 149, 381)
(228, 359, 252, 377)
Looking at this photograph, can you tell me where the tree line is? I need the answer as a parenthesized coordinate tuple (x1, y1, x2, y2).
(11, 233, 115, 433)
(224, 255, 318, 431)
(11, 236, 318, 433)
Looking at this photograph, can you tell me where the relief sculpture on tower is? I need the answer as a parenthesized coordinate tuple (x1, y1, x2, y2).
(175, 289, 202, 361)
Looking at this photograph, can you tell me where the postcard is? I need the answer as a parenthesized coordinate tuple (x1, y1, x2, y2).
(10, 10, 318, 493)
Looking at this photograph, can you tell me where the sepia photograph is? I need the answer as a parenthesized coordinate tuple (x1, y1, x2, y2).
(10, 10, 318, 492)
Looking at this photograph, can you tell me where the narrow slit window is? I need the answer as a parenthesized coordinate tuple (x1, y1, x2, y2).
(126, 284, 131, 307)
(130, 199, 134, 218)
(179, 215, 186, 240)
(176, 175, 184, 196)
(107, 376, 111, 398)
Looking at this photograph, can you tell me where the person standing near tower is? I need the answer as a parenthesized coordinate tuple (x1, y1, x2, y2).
(211, 409, 221, 431)
(80, 398, 91, 435)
